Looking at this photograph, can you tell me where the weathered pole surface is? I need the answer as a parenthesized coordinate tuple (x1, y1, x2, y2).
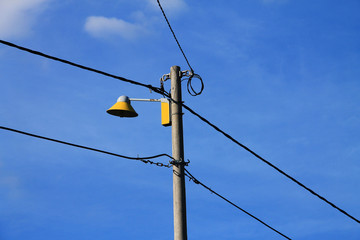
(170, 65, 187, 240)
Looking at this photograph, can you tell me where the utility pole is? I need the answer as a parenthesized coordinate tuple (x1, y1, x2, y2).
(170, 65, 187, 240)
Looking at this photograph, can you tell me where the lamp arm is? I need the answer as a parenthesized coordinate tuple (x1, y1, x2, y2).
(129, 98, 166, 102)
(129, 98, 161, 102)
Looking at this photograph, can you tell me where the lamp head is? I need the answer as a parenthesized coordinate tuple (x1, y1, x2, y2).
(107, 95, 138, 117)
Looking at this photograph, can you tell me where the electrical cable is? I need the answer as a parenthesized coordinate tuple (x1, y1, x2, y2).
(179, 102, 360, 224)
(0, 40, 164, 96)
(184, 168, 292, 240)
(1, 125, 291, 238)
(156, 0, 194, 73)
(0, 126, 172, 167)
(1, 39, 358, 224)
(183, 72, 204, 96)
(156, 0, 205, 96)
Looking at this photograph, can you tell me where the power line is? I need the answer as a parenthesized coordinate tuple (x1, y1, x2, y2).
(180, 102, 360, 225)
(156, 0, 194, 73)
(0, 126, 172, 167)
(156, 0, 204, 96)
(0, 40, 164, 96)
(1, 125, 292, 238)
(184, 168, 292, 240)
(1, 39, 358, 224)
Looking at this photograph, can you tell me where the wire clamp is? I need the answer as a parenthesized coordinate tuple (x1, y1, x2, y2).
(170, 159, 190, 166)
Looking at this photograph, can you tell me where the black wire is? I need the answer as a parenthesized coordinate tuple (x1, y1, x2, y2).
(148, 90, 360, 225)
(156, 0, 194, 73)
(186, 73, 204, 96)
(184, 168, 292, 240)
(155, 0, 205, 96)
(179, 103, 360, 225)
(0, 40, 165, 96)
(0, 126, 173, 167)
(1, 39, 359, 224)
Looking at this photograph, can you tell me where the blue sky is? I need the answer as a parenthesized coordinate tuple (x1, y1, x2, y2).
(1, 0, 359, 239)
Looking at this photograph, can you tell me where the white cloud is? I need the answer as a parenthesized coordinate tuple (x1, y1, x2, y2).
(84, 16, 147, 40)
(0, 0, 48, 39)
(84, 0, 188, 40)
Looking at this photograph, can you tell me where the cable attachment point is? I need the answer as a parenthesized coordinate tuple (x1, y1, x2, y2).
(160, 73, 171, 96)
(170, 159, 190, 166)
(181, 70, 204, 96)
(140, 159, 171, 168)
(191, 177, 200, 185)
(160, 73, 170, 83)
(181, 70, 192, 77)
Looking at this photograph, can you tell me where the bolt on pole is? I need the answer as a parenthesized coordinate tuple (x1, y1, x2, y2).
(170, 65, 188, 240)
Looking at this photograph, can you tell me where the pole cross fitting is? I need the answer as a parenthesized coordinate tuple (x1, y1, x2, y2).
(170, 159, 190, 166)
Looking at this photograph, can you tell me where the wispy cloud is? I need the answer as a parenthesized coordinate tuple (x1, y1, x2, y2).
(0, 160, 22, 200)
(0, 0, 48, 39)
(84, 16, 147, 40)
(84, 0, 187, 40)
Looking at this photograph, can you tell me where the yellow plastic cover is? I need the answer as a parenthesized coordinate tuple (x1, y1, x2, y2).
(161, 100, 171, 126)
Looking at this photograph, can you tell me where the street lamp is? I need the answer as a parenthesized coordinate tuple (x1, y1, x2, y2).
(107, 95, 171, 126)
(106, 66, 187, 240)
(107, 95, 138, 117)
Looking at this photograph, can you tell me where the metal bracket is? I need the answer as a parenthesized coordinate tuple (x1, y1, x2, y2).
(161, 73, 171, 82)
(160, 69, 192, 83)
(170, 159, 190, 166)
(181, 70, 193, 78)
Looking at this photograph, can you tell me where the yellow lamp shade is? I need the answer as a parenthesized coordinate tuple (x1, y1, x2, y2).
(107, 96, 138, 117)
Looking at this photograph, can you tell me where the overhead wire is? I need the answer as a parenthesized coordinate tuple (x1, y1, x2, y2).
(156, 0, 194, 73)
(184, 168, 292, 240)
(180, 102, 360, 225)
(1, 39, 359, 224)
(186, 74, 204, 96)
(1, 124, 290, 238)
(155, 0, 204, 96)
(0, 40, 165, 96)
(0, 126, 172, 167)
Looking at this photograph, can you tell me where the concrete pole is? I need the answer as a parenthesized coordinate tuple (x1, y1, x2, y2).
(170, 65, 187, 240)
